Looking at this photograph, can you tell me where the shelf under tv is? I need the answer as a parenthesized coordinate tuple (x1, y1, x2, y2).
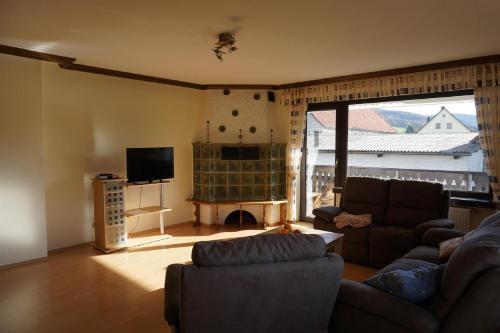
(125, 205, 172, 218)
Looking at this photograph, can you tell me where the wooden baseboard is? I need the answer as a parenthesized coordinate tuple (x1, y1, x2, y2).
(48, 242, 94, 255)
(0, 256, 48, 271)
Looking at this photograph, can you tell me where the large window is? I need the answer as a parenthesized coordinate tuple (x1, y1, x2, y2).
(302, 91, 490, 219)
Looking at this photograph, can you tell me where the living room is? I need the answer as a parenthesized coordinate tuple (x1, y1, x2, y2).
(1, 1, 500, 332)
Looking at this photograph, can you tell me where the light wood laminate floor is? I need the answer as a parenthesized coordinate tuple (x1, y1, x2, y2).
(0, 223, 376, 333)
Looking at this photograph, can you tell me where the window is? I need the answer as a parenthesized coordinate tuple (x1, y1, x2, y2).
(303, 110, 337, 217)
(313, 131, 320, 148)
(302, 90, 490, 220)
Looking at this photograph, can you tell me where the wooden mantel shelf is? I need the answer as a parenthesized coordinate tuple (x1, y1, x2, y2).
(186, 198, 288, 205)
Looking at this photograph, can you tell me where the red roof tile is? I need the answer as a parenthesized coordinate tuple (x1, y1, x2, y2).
(312, 109, 396, 133)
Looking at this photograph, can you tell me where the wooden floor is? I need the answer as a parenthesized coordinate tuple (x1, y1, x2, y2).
(0, 223, 376, 333)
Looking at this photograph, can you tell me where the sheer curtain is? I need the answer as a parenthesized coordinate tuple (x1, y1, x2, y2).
(281, 63, 500, 221)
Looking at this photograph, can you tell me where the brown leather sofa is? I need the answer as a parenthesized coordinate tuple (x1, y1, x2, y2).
(313, 177, 452, 267)
(332, 211, 500, 333)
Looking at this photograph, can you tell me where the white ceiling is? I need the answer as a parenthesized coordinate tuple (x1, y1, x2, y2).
(1, 0, 500, 85)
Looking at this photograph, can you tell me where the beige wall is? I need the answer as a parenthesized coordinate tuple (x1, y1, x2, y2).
(41, 63, 203, 250)
(0, 53, 288, 263)
(0, 54, 48, 265)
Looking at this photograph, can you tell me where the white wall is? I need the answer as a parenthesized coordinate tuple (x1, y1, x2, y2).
(311, 150, 483, 172)
(41, 63, 203, 250)
(200, 89, 276, 144)
(0, 54, 48, 266)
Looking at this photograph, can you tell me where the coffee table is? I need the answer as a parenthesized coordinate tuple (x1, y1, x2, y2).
(264, 224, 344, 256)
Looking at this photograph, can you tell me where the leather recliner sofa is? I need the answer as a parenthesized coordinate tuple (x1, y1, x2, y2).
(313, 177, 452, 267)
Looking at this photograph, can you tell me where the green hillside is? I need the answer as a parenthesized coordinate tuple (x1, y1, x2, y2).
(375, 109, 427, 131)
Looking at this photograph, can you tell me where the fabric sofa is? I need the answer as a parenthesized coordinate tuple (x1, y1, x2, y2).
(313, 177, 452, 267)
(164, 233, 343, 333)
(332, 211, 500, 333)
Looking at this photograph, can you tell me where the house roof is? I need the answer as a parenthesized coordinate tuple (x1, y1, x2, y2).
(317, 132, 480, 154)
(312, 109, 397, 134)
(416, 106, 472, 133)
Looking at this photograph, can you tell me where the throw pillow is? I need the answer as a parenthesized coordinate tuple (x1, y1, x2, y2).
(438, 236, 464, 261)
(364, 259, 443, 304)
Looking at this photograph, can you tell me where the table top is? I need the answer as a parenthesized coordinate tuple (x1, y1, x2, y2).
(264, 224, 343, 246)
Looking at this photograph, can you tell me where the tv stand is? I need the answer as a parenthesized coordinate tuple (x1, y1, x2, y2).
(92, 178, 172, 253)
(126, 181, 171, 234)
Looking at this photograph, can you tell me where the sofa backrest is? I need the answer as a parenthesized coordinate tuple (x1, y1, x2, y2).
(440, 212, 500, 313)
(192, 233, 326, 267)
(341, 177, 390, 225)
(384, 179, 447, 227)
(175, 234, 343, 333)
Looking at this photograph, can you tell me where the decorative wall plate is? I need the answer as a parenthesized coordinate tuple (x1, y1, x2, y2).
(223, 89, 230, 95)
(253, 93, 260, 100)
(219, 125, 226, 132)
(249, 126, 256, 133)
(232, 109, 239, 117)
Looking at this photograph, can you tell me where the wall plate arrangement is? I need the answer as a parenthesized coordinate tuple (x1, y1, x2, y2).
(249, 126, 256, 133)
(232, 109, 239, 117)
(223, 89, 230, 95)
(219, 125, 226, 132)
(253, 93, 260, 100)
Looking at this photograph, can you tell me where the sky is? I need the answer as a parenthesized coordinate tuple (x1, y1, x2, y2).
(350, 96, 477, 116)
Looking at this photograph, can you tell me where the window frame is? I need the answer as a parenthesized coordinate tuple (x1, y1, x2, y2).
(301, 89, 492, 220)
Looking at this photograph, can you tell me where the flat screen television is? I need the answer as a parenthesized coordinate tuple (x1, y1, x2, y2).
(126, 147, 174, 183)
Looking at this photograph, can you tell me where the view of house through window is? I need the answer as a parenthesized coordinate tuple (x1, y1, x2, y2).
(305, 108, 336, 217)
(304, 95, 488, 218)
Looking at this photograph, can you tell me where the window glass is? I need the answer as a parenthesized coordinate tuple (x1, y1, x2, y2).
(305, 110, 336, 217)
(346, 95, 488, 193)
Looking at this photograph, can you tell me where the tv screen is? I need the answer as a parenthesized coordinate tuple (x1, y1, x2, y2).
(126, 147, 174, 183)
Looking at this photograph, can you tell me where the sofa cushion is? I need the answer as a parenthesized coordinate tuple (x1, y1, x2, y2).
(312, 205, 342, 223)
(192, 233, 326, 267)
(342, 177, 389, 225)
(403, 245, 441, 264)
(364, 258, 444, 304)
(369, 226, 419, 253)
(385, 179, 445, 228)
(440, 212, 500, 307)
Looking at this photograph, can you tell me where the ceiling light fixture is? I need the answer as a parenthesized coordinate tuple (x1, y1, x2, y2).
(212, 32, 238, 62)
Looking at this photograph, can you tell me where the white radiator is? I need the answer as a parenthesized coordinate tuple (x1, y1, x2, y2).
(449, 207, 473, 231)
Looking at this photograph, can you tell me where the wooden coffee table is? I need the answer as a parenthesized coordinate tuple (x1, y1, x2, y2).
(263, 224, 344, 256)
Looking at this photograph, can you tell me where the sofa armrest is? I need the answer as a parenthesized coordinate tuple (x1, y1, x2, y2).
(312, 206, 343, 223)
(164, 264, 184, 328)
(414, 219, 454, 238)
(336, 279, 439, 333)
(421, 228, 466, 247)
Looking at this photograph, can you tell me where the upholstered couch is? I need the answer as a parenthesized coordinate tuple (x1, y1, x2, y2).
(164, 233, 343, 333)
(332, 211, 500, 333)
(313, 177, 452, 267)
